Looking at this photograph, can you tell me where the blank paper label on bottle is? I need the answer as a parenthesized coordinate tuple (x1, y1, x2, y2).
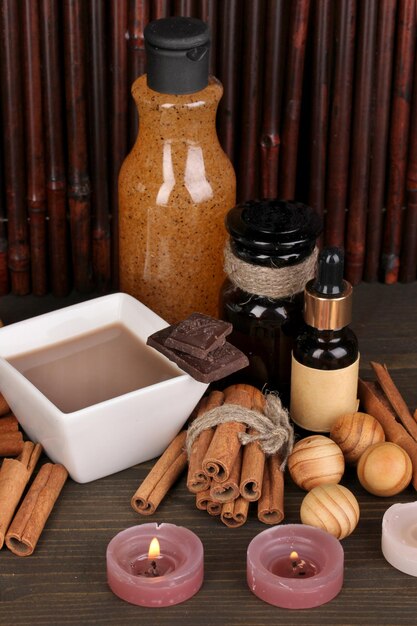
(290, 355, 360, 432)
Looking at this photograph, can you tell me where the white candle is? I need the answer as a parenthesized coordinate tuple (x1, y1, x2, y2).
(382, 502, 417, 577)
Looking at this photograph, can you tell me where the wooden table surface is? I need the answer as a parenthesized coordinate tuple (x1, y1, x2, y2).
(0, 283, 417, 626)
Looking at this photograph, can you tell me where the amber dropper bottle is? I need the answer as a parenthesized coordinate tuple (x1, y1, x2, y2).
(290, 247, 359, 432)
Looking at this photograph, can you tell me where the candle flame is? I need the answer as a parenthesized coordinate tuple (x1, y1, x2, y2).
(148, 537, 160, 560)
(290, 551, 299, 561)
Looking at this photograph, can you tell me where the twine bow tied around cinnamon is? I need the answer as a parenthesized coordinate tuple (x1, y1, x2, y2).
(186, 393, 294, 470)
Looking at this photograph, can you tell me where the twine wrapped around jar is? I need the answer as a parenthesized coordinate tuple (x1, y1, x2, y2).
(224, 241, 319, 299)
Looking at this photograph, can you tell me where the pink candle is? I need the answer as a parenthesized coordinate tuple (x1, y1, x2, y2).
(107, 523, 204, 607)
(247, 524, 344, 609)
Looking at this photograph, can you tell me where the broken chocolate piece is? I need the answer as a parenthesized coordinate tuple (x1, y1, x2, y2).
(147, 326, 249, 383)
(164, 313, 232, 359)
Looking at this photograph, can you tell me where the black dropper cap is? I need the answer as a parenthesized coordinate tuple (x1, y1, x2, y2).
(144, 17, 210, 95)
(313, 247, 345, 296)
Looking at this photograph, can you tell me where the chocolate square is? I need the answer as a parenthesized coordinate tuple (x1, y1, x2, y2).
(147, 325, 248, 384)
(164, 313, 232, 359)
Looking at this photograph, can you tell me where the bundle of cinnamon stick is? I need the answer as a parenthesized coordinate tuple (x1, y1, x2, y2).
(359, 361, 417, 490)
(131, 384, 287, 528)
(187, 385, 285, 528)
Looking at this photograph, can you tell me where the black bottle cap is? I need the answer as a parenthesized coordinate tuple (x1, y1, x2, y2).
(313, 247, 345, 295)
(144, 17, 210, 95)
(226, 199, 322, 267)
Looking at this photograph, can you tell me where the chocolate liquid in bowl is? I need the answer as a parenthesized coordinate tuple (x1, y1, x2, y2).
(8, 324, 179, 413)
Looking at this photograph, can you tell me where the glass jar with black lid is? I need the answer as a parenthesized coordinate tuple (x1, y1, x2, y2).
(220, 199, 322, 399)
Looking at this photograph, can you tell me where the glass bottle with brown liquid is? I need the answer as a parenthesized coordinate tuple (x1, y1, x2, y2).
(119, 17, 236, 323)
(220, 200, 322, 399)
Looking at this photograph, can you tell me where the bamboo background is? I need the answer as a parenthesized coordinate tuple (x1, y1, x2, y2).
(0, 0, 416, 297)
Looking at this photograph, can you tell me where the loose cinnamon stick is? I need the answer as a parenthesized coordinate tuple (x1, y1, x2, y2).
(0, 393, 10, 416)
(131, 431, 187, 515)
(6, 463, 68, 556)
(414, 409, 417, 423)
(210, 450, 242, 503)
(370, 362, 417, 442)
(239, 388, 266, 501)
(0, 442, 42, 548)
(220, 496, 249, 528)
(0, 415, 18, 433)
(187, 391, 224, 493)
(195, 485, 221, 516)
(202, 384, 252, 483)
(0, 431, 24, 457)
(358, 379, 417, 490)
(258, 454, 284, 525)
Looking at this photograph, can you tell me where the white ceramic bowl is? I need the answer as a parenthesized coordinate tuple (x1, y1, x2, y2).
(0, 293, 207, 483)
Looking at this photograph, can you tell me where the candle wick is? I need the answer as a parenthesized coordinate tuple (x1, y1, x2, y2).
(149, 559, 160, 577)
(291, 558, 308, 576)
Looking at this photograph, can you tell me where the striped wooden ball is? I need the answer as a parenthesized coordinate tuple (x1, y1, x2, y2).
(300, 483, 360, 539)
(287, 435, 345, 491)
(330, 412, 385, 465)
